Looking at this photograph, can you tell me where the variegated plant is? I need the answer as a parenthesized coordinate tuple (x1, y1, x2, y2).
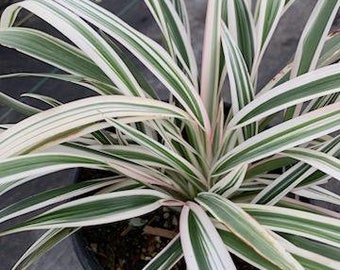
(0, 0, 339, 269)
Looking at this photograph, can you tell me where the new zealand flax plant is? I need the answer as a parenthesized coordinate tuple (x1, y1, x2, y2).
(0, 0, 339, 269)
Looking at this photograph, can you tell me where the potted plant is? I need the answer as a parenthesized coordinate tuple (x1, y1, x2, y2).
(0, 0, 339, 269)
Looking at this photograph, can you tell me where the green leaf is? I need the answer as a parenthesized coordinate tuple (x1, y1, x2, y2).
(0, 190, 169, 234)
(0, 178, 120, 224)
(13, 228, 78, 270)
(225, 0, 255, 71)
(200, 0, 223, 124)
(252, 135, 340, 205)
(196, 193, 303, 270)
(0, 96, 191, 158)
(180, 203, 236, 270)
(291, 0, 340, 77)
(240, 204, 340, 248)
(221, 22, 256, 139)
(0, 27, 110, 84)
(51, 0, 210, 129)
(230, 63, 340, 127)
(143, 235, 183, 270)
(214, 103, 340, 176)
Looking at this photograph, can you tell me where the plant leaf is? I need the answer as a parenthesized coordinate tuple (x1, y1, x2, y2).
(230, 63, 340, 127)
(0, 190, 169, 234)
(143, 235, 183, 270)
(52, 0, 210, 129)
(1, 1, 146, 97)
(180, 202, 236, 270)
(240, 204, 340, 248)
(221, 22, 256, 140)
(214, 103, 340, 176)
(196, 193, 303, 270)
(13, 228, 78, 270)
(0, 96, 191, 158)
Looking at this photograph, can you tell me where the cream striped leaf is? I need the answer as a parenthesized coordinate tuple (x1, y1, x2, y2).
(0, 96, 190, 158)
(226, 0, 255, 71)
(200, 0, 223, 124)
(230, 64, 340, 128)
(0, 190, 170, 235)
(252, 0, 285, 79)
(180, 203, 236, 270)
(252, 135, 340, 205)
(143, 235, 183, 270)
(293, 187, 340, 207)
(0, 27, 110, 84)
(221, 22, 256, 139)
(286, 0, 340, 119)
(109, 119, 207, 190)
(283, 148, 340, 180)
(213, 103, 340, 176)
(0, 178, 122, 224)
(290, 0, 340, 78)
(196, 193, 303, 270)
(13, 228, 78, 270)
(1, 1, 147, 97)
(240, 204, 340, 248)
(52, 0, 210, 129)
(145, 0, 198, 85)
(0, 153, 108, 184)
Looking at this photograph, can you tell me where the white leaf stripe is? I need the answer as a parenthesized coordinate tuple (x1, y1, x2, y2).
(283, 148, 340, 180)
(252, 135, 340, 205)
(145, 0, 198, 85)
(109, 119, 207, 189)
(0, 190, 169, 234)
(0, 153, 109, 184)
(290, 0, 340, 78)
(180, 203, 236, 270)
(196, 193, 303, 270)
(226, 0, 255, 71)
(143, 235, 183, 270)
(293, 186, 340, 207)
(1, 1, 148, 97)
(213, 103, 340, 176)
(0, 178, 120, 224)
(54, 0, 210, 129)
(200, 0, 222, 124)
(0, 96, 190, 158)
(0, 27, 110, 83)
(221, 22, 256, 139)
(13, 228, 78, 270)
(240, 204, 340, 248)
(230, 64, 340, 127)
(218, 229, 282, 270)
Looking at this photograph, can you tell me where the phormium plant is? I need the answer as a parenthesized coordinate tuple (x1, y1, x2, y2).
(0, 0, 339, 269)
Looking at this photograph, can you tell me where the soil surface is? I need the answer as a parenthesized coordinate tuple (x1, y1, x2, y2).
(77, 169, 258, 270)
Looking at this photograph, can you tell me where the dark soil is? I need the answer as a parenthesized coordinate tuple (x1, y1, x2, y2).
(80, 207, 185, 270)
(77, 169, 258, 270)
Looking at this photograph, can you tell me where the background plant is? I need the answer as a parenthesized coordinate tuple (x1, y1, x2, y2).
(0, 0, 339, 269)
